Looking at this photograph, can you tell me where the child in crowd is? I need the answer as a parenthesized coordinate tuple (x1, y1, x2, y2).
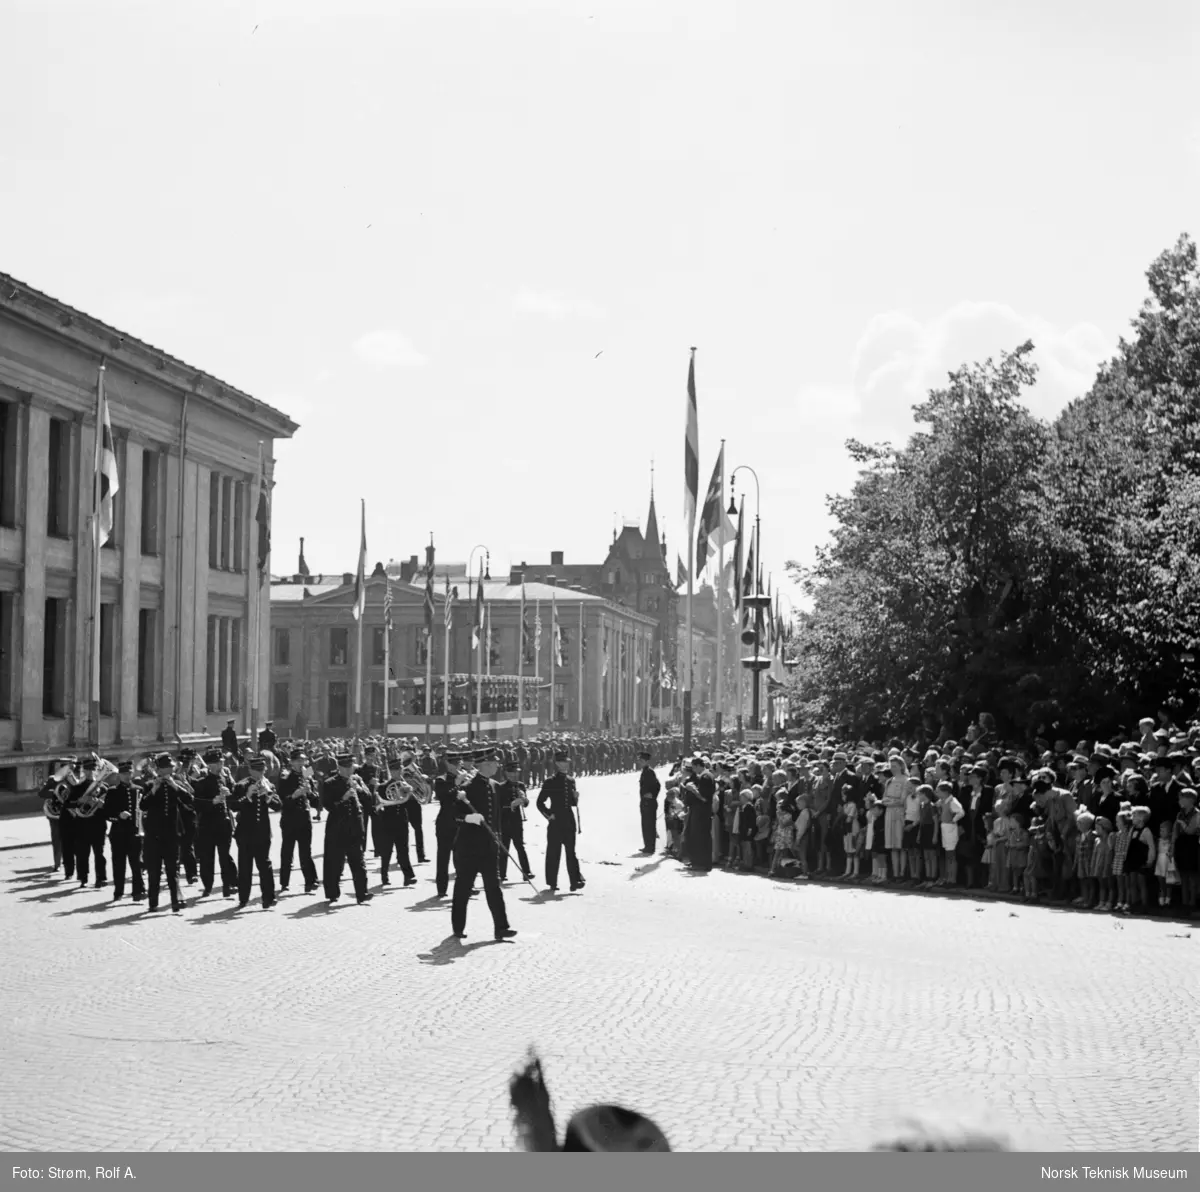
(1074, 811, 1097, 909)
(868, 798, 888, 883)
(903, 777, 923, 885)
(1112, 806, 1133, 912)
(917, 784, 939, 887)
(1092, 816, 1114, 910)
(937, 781, 963, 887)
(734, 790, 756, 872)
(753, 792, 772, 870)
(1007, 812, 1029, 894)
(842, 800, 862, 880)
(1026, 817, 1051, 901)
(665, 792, 683, 857)
(1126, 805, 1156, 913)
(988, 798, 1011, 894)
(1154, 819, 1174, 907)
(769, 799, 795, 878)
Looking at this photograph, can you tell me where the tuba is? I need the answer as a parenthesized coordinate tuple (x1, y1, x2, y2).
(72, 760, 118, 819)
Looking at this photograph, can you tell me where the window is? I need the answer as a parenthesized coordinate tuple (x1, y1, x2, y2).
(99, 603, 115, 716)
(208, 472, 221, 568)
(0, 591, 14, 717)
(206, 616, 218, 712)
(141, 449, 160, 556)
(272, 681, 290, 721)
(0, 403, 17, 528)
(220, 477, 232, 570)
(330, 627, 348, 666)
(43, 597, 67, 715)
(47, 418, 71, 538)
(328, 681, 348, 728)
(218, 617, 230, 710)
(230, 618, 241, 711)
(273, 628, 291, 667)
(372, 626, 386, 666)
(232, 482, 245, 574)
(137, 608, 157, 714)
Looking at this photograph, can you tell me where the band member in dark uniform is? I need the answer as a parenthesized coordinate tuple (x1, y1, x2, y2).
(191, 748, 238, 898)
(497, 760, 534, 883)
(222, 719, 239, 756)
(401, 750, 429, 863)
(104, 761, 145, 902)
(320, 753, 372, 905)
(230, 756, 280, 909)
(277, 750, 320, 893)
(536, 749, 585, 892)
(433, 751, 464, 897)
(141, 753, 194, 913)
(376, 757, 417, 887)
(451, 748, 516, 941)
(66, 756, 110, 888)
(637, 750, 661, 854)
(175, 748, 200, 886)
(40, 758, 79, 879)
(357, 744, 383, 857)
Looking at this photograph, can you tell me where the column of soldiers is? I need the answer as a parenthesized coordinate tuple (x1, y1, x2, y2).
(34, 729, 682, 924)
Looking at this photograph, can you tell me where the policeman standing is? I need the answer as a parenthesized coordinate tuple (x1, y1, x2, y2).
(450, 748, 517, 942)
(536, 748, 585, 893)
(191, 748, 238, 898)
(432, 751, 464, 897)
(637, 750, 661, 854)
(104, 761, 145, 902)
(230, 756, 281, 909)
(497, 759, 534, 884)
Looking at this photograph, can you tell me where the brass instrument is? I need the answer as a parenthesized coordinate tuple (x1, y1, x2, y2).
(403, 765, 432, 804)
(71, 762, 118, 819)
(377, 778, 412, 809)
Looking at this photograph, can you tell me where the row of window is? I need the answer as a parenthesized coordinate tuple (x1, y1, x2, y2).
(272, 627, 555, 670)
(0, 404, 255, 572)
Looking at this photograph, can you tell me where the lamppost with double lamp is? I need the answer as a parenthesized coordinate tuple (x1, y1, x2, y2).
(467, 545, 491, 739)
(729, 465, 771, 735)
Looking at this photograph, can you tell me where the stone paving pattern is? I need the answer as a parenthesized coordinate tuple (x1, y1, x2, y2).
(1, 768, 1196, 1152)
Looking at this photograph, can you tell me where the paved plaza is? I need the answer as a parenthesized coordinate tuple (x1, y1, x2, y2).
(1, 767, 1196, 1153)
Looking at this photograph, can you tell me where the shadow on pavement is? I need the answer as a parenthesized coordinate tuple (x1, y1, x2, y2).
(51, 898, 121, 917)
(85, 910, 151, 929)
(19, 885, 85, 903)
(417, 935, 500, 966)
(628, 857, 667, 881)
(405, 893, 448, 913)
(189, 904, 242, 925)
(519, 890, 560, 904)
(288, 900, 334, 919)
(7, 865, 58, 878)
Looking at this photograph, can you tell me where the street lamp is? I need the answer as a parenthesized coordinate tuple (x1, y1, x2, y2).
(729, 466, 771, 735)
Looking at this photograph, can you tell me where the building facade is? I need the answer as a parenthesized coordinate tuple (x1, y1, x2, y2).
(0, 274, 297, 794)
(269, 564, 659, 738)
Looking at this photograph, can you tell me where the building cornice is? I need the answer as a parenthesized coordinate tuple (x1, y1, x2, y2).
(0, 272, 299, 439)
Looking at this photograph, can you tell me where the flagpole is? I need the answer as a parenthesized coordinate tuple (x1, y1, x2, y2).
(683, 348, 698, 756)
(484, 598, 491, 739)
(88, 363, 105, 746)
(354, 499, 365, 738)
(443, 577, 452, 741)
(550, 589, 557, 727)
(517, 584, 525, 739)
(383, 582, 391, 739)
(577, 600, 584, 728)
(715, 440, 726, 748)
(251, 440, 264, 751)
(534, 598, 541, 730)
(424, 541, 433, 745)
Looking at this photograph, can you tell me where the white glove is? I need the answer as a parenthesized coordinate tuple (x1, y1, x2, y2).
(465, 813, 484, 826)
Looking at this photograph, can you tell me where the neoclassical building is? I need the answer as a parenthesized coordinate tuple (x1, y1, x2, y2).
(0, 273, 297, 797)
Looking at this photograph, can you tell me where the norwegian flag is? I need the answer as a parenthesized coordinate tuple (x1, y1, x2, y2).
(471, 571, 484, 651)
(94, 366, 120, 547)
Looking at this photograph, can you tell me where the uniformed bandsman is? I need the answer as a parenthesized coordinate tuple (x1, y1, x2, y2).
(191, 748, 238, 898)
(497, 760, 534, 884)
(230, 756, 281, 909)
(376, 757, 417, 887)
(320, 753, 372, 905)
(432, 751, 464, 898)
(104, 761, 146, 902)
(65, 756, 112, 889)
(536, 749, 585, 893)
(39, 758, 79, 879)
(451, 748, 517, 942)
(141, 753, 194, 913)
(277, 750, 320, 893)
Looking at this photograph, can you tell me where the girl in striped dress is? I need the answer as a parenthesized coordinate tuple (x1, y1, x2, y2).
(1074, 811, 1097, 908)
(1091, 816, 1114, 910)
(1111, 807, 1133, 912)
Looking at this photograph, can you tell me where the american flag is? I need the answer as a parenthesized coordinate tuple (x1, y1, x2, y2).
(444, 574, 454, 629)
(383, 574, 393, 632)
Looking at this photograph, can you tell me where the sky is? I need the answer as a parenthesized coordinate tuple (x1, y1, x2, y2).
(2, 0, 1198, 614)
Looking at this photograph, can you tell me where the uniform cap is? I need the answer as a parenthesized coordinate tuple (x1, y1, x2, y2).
(117, 761, 133, 774)
(154, 753, 174, 769)
(248, 757, 267, 772)
(475, 748, 499, 762)
(335, 753, 353, 767)
(203, 749, 223, 764)
(553, 749, 569, 762)
(81, 757, 99, 771)
(388, 757, 404, 771)
(289, 750, 307, 762)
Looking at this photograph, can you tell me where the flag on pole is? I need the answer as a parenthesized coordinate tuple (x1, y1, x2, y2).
(684, 350, 699, 529)
(732, 499, 745, 618)
(93, 375, 120, 548)
(742, 536, 756, 629)
(534, 601, 542, 656)
(352, 500, 367, 621)
(383, 573, 393, 632)
(552, 591, 563, 667)
(444, 574, 454, 629)
(423, 541, 435, 639)
(695, 444, 724, 573)
(676, 555, 688, 588)
(472, 571, 484, 650)
(255, 445, 270, 575)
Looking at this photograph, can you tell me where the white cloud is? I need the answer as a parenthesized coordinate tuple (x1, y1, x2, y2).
(352, 330, 428, 368)
(851, 302, 1114, 432)
(512, 288, 606, 320)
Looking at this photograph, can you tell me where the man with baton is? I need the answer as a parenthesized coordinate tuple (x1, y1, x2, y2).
(451, 747, 518, 942)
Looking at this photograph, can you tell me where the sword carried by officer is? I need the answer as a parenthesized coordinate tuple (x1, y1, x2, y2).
(456, 787, 538, 894)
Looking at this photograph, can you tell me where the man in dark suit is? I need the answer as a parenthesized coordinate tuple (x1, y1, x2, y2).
(104, 761, 146, 903)
(375, 756, 417, 887)
(230, 756, 281, 909)
(496, 760, 534, 884)
(191, 748, 238, 898)
(536, 749, 584, 892)
(637, 750, 661, 854)
(140, 753, 194, 913)
(258, 721, 278, 753)
(960, 761, 994, 889)
(276, 749, 320, 893)
(222, 719, 239, 756)
(320, 753, 372, 904)
(451, 748, 516, 941)
(432, 751, 464, 897)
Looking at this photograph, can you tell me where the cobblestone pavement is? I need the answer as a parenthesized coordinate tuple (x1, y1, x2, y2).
(1, 768, 1196, 1153)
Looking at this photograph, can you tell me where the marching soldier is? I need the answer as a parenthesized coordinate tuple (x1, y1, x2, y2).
(638, 750, 661, 854)
(191, 748, 238, 898)
(65, 756, 111, 889)
(39, 758, 79, 878)
(320, 753, 372, 905)
(433, 751, 464, 897)
(497, 759, 534, 884)
(175, 748, 200, 886)
(536, 749, 585, 893)
(104, 761, 145, 902)
(230, 756, 281, 909)
(401, 750, 429, 863)
(376, 757, 417, 887)
(451, 748, 517, 942)
(356, 744, 383, 857)
(141, 753, 194, 913)
(277, 750, 320, 893)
